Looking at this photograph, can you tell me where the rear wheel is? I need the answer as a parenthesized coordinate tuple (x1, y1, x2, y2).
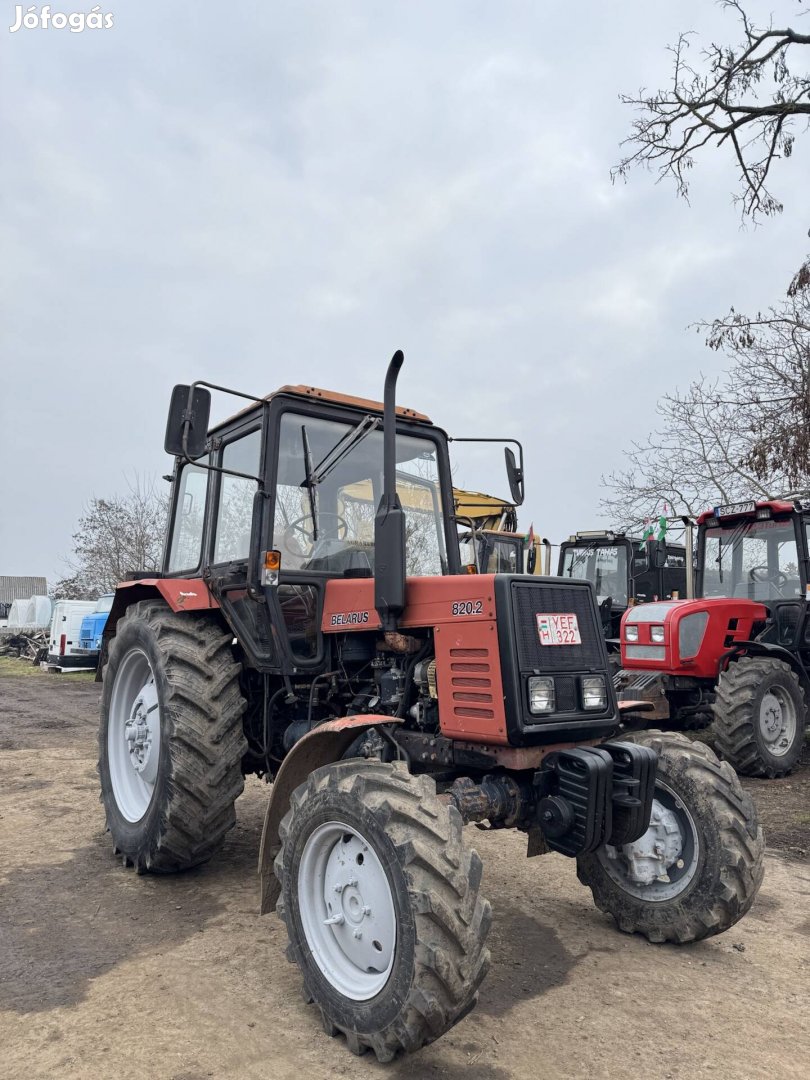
(577, 730, 764, 943)
(275, 759, 491, 1062)
(713, 657, 805, 777)
(98, 600, 247, 872)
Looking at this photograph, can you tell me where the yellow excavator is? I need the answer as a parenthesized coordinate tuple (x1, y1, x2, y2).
(453, 488, 550, 575)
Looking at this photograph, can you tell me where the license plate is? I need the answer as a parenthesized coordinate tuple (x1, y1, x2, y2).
(536, 613, 581, 646)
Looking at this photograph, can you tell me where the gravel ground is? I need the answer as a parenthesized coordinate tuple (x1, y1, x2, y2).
(1, 670, 808, 1080)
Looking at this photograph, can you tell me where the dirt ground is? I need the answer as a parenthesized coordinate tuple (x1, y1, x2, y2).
(1, 671, 808, 1080)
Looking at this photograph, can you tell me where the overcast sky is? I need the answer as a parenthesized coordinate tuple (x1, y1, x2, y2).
(2, 1, 809, 586)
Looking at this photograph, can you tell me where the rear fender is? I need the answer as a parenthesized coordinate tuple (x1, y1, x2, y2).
(96, 578, 220, 681)
(724, 640, 810, 694)
(258, 715, 402, 914)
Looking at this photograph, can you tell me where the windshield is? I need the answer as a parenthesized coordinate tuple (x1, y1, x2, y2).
(701, 518, 801, 601)
(561, 543, 629, 606)
(273, 412, 448, 576)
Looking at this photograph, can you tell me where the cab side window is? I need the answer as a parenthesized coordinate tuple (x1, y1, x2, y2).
(213, 429, 261, 564)
(167, 463, 209, 573)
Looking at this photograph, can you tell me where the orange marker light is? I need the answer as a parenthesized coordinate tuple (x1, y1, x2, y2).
(261, 550, 282, 586)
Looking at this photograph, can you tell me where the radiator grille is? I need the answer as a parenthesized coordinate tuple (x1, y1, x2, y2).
(511, 582, 603, 672)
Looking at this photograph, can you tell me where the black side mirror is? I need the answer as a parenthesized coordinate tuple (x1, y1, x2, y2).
(165, 384, 211, 460)
(526, 541, 537, 575)
(504, 447, 524, 506)
(650, 538, 668, 570)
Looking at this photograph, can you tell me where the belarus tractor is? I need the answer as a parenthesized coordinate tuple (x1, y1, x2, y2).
(97, 355, 764, 1062)
(616, 499, 810, 776)
(559, 530, 687, 647)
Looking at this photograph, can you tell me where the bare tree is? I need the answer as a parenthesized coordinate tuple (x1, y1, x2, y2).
(615, 1, 810, 220)
(602, 286, 810, 529)
(703, 286, 810, 483)
(52, 477, 168, 599)
(601, 376, 777, 532)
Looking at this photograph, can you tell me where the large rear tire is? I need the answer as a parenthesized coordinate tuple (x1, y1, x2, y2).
(98, 600, 247, 872)
(713, 657, 805, 777)
(274, 759, 491, 1062)
(577, 730, 764, 943)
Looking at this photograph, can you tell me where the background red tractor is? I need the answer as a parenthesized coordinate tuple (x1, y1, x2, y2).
(616, 499, 810, 776)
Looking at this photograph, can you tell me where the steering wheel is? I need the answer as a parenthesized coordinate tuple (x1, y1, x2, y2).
(282, 513, 349, 558)
(749, 566, 789, 597)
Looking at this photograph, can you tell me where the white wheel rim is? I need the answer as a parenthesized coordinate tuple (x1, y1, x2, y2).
(107, 648, 161, 822)
(297, 821, 396, 1000)
(759, 688, 797, 757)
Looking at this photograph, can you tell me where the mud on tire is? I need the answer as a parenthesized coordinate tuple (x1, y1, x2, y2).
(274, 759, 491, 1063)
(577, 730, 764, 944)
(713, 657, 805, 778)
(98, 600, 247, 872)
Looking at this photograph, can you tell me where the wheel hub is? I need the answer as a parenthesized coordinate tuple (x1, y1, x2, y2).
(123, 684, 159, 784)
(605, 798, 684, 887)
(760, 692, 787, 745)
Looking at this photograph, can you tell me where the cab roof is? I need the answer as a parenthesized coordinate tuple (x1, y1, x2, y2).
(697, 499, 796, 525)
(213, 384, 431, 432)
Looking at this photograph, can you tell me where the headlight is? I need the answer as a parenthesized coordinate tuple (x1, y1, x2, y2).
(581, 675, 607, 710)
(625, 624, 639, 642)
(650, 625, 665, 643)
(528, 676, 555, 714)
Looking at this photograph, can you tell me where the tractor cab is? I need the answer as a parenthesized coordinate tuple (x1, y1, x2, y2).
(559, 531, 686, 639)
(696, 499, 809, 649)
(163, 381, 465, 670)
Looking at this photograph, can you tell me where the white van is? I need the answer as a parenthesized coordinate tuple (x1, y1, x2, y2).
(46, 600, 97, 672)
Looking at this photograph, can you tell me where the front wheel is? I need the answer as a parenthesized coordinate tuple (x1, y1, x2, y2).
(274, 759, 491, 1062)
(577, 730, 764, 943)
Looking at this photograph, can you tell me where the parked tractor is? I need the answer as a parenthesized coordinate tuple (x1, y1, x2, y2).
(616, 499, 810, 776)
(559, 531, 687, 647)
(97, 356, 763, 1061)
(454, 487, 549, 575)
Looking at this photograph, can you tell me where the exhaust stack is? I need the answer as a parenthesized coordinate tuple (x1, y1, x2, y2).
(374, 350, 407, 632)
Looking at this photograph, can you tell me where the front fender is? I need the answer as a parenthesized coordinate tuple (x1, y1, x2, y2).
(258, 715, 402, 915)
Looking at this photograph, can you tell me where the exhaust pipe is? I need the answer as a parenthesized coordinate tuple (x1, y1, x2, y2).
(374, 351, 407, 632)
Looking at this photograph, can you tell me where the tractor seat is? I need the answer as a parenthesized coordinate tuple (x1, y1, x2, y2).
(302, 540, 374, 575)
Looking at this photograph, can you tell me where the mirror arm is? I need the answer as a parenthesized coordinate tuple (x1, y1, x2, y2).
(179, 385, 267, 487)
(449, 436, 526, 505)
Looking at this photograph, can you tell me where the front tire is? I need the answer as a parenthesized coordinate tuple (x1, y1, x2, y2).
(577, 730, 764, 943)
(274, 759, 491, 1062)
(713, 657, 805, 777)
(98, 600, 247, 872)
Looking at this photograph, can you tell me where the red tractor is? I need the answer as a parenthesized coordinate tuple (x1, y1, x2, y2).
(97, 356, 764, 1061)
(616, 499, 810, 776)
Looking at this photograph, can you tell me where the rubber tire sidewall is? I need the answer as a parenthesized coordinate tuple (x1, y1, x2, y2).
(282, 786, 417, 1036)
(99, 613, 175, 860)
(741, 662, 805, 773)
